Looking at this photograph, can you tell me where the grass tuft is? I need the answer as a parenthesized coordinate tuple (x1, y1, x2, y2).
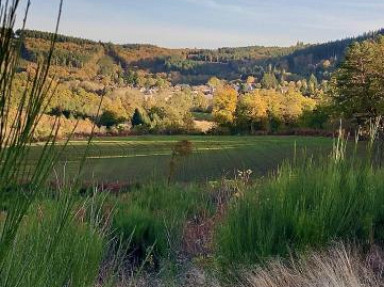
(243, 243, 384, 287)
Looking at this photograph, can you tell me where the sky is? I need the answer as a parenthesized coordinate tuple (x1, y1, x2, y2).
(17, 0, 384, 49)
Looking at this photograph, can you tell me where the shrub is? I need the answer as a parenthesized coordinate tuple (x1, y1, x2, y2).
(112, 184, 214, 265)
(99, 110, 125, 128)
(113, 205, 167, 262)
(298, 107, 331, 130)
(216, 157, 384, 265)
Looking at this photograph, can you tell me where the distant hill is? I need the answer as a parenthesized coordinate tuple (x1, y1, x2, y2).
(260, 29, 384, 80)
(16, 28, 384, 85)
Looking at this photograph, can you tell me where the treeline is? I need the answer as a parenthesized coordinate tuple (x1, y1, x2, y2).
(186, 45, 301, 63)
(16, 29, 97, 45)
(23, 48, 96, 68)
(208, 79, 325, 135)
(8, 70, 327, 139)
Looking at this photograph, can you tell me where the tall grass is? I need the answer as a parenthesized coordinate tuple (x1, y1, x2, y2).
(0, 1, 63, 190)
(216, 149, 384, 265)
(1, 195, 106, 287)
(0, 0, 62, 272)
(0, 2, 112, 287)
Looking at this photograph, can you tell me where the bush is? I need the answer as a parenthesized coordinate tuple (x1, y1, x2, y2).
(113, 205, 167, 263)
(112, 184, 214, 265)
(208, 126, 232, 135)
(99, 110, 125, 128)
(216, 157, 384, 265)
(298, 107, 331, 130)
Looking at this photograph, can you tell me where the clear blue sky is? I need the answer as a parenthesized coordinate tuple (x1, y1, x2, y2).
(19, 0, 384, 48)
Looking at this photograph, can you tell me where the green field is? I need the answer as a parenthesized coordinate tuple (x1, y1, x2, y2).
(31, 136, 333, 184)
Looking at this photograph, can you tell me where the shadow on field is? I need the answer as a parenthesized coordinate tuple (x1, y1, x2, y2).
(46, 136, 333, 184)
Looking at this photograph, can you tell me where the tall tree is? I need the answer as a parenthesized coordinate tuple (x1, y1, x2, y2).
(207, 77, 223, 92)
(333, 36, 384, 125)
(131, 108, 151, 127)
(308, 74, 318, 95)
(236, 91, 268, 133)
(261, 71, 278, 89)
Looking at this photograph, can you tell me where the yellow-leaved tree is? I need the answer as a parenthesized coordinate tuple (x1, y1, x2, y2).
(236, 91, 268, 133)
(213, 85, 238, 125)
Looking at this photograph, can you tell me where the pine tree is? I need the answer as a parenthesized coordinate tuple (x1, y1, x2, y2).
(333, 36, 384, 125)
(131, 108, 151, 127)
(308, 74, 318, 95)
(261, 71, 278, 89)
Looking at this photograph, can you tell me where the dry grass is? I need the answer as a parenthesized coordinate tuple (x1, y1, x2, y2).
(244, 244, 384, 287)
(109, 244, 384, 287)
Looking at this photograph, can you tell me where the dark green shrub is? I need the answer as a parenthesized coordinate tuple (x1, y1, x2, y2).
(99, 110, 125, 128)
(112, 184, 214, 265)
(299, 107, 331, 129)
(113, 204, 167, 262)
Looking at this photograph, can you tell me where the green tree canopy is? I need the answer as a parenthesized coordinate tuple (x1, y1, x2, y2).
(261, 71, 278, 89)
(99, 110, 123, 128)
(333, 36, 384, 125)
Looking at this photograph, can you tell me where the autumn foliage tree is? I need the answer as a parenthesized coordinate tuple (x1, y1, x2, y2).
(213, 85, 238, 125)
(236, 92, 268, 133)
(235, 89, 316, 133)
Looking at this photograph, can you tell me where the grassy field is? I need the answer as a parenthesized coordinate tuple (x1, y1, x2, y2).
(8, 135, 384, 286)
(29, 136, 333, 183)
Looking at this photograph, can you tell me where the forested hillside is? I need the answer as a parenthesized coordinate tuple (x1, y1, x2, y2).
(18, 29, 384, 85)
